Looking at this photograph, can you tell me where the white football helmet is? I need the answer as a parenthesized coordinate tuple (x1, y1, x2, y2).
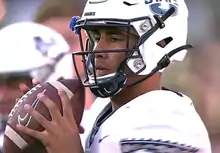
(70, 0, 192, 98)
(0, 22, 70, 82)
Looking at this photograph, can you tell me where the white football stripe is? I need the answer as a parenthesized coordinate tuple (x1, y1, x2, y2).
(4, 125, 28, 149)
(50, 81, 74, 99)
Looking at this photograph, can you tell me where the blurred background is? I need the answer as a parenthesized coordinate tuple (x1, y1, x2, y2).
(0, 0, 220, 152)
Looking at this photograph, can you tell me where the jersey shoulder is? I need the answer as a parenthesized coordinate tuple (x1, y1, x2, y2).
(125, 89, 192, 113)
(123, 89, 203, 131)
(116, 90, 211, 152)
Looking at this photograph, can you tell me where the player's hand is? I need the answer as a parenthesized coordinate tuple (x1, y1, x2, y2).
(14, 78, 41, 105)
(19, 77, 64, 94)
(15, 77, 64, 104)
(15, 76, 85, 134)
(16, 90, 84, 153)
(19, 78, 41, 94)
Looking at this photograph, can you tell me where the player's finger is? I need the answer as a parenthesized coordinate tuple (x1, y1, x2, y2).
(19, 83, 30, 94)
(57, 76, 64, 81)
(32, 78, 41, 86)
(37, 93, 62, 122)
(16, 124, 44, 141)
(58, 90, 73, 119)
(23, 104, 52, 130)
(15, 98, 19, 104)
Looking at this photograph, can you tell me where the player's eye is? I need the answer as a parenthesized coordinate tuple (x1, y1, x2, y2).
(110, 35, 124, 42)
(111, 37, 121, 42)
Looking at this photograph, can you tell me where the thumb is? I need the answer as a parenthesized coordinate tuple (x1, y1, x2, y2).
(19, 83, 30, 94)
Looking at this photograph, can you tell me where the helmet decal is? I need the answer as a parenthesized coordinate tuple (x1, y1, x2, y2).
(147, 1, 178, 17)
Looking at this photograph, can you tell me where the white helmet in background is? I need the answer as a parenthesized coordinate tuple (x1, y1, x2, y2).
(70, 0, 191, 98)
(0, 22, 71, 82)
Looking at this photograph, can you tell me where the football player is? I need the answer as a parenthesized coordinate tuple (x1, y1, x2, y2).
(15, 0, 211, 153)
(69, 0, 211, 152)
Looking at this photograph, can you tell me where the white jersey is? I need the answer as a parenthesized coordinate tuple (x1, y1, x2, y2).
(84, 89, 211, 153)
(80, 97, 109, 149)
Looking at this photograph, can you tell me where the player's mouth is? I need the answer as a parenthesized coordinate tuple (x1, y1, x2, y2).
(95, 66, 110, 76)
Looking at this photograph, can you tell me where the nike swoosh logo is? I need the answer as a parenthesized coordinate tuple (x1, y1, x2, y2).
(17, 89, 46, 127)
(99, 135, 109, 143)
(89, 0, 107, 4)
(123, 1, 138, 6)
(128, 3, 138, 6)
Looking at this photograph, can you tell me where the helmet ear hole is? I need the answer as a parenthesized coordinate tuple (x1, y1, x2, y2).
(156, 36, 173, 48)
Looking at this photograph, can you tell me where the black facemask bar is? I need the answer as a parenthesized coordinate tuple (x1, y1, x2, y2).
(70, 8, 192, 95)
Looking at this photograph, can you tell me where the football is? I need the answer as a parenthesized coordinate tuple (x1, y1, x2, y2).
(3, 78, 85, 153)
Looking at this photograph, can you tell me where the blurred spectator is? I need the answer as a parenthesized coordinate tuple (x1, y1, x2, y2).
(187, 43, 220, 153)
(0, 21, 71, 152)
(34, 0, 95, 109)
(0, 21, 70, 117)
(0, 22, 46, 140)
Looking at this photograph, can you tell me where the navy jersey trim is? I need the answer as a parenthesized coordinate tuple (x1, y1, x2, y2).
(120, 139, 199, 153)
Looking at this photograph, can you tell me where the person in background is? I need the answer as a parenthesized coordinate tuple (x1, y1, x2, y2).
(34, 0, 95, 109)
(0, 21, 70, 152)
(187, 43, 220, 153)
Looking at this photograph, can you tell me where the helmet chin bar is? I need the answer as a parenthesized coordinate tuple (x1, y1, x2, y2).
(71, 7, 192, 98)
(89, 72, 127, 98)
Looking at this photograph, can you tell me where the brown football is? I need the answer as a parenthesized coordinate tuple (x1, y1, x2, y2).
(3, 78, 85, 153)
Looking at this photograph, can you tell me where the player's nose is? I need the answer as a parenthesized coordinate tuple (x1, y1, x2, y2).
(94, 39, 109, 59)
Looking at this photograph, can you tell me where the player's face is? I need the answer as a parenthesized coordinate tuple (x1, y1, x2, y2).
(88, 28, 138, 77)
(0, 76, 31, 116)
